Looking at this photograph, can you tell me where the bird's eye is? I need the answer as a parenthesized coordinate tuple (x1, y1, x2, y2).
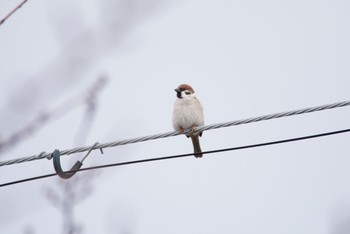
(185, 91, 191, 95)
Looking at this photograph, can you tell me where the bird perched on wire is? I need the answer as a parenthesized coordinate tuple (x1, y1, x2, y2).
(172, 84, 204, 158)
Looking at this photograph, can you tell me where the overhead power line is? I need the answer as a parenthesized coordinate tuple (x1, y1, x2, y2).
(1, 99, 350, 167)
(1, 127, 350, 188)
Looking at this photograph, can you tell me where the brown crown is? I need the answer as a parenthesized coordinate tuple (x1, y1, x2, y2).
(177, 84, 195, 93)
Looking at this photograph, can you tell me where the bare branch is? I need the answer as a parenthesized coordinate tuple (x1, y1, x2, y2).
(0, 0, 28, 27)
(0, 76, 108, 156)
(44, 187, 62, 208)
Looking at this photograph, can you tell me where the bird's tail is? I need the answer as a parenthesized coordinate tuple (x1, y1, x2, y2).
(190, 134, 202, 158)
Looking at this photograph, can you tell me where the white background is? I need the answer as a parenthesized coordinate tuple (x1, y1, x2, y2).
(1, 0, 350, 233)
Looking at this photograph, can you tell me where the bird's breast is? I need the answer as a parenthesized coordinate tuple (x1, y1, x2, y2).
(172, 98, 204, 130)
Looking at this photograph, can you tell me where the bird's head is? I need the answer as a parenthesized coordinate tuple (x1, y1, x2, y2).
(174, 84, 195, 99)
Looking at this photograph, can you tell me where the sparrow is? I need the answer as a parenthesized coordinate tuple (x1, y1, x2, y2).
(172, 84, 204, 158)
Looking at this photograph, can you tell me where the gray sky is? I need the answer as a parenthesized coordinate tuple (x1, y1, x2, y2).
(1, 0, 350, 233)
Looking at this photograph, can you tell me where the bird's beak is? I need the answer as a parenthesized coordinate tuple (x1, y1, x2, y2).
(175, 88, 182, 98)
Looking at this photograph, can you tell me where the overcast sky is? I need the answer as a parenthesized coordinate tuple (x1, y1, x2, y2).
(1, 0, 350, 233)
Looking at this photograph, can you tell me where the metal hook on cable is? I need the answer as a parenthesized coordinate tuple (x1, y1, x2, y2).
(52, 142, 102, 179)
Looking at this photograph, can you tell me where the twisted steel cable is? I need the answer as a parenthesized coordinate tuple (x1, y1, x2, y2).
(1, 100, 350, 167)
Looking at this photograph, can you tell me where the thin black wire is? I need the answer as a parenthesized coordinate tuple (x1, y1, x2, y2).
(1, 127, 349, 188)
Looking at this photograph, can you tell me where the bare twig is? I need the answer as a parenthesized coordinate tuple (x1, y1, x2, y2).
(0, 0, 28, 27)
(0, 76, 108, 155)
(45, 88, 100, 234)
